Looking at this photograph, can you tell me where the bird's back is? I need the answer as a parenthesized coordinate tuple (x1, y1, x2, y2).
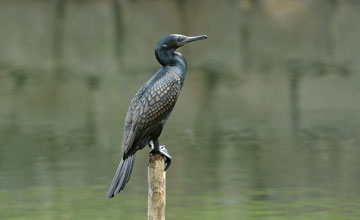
(122, 67, 183, 157)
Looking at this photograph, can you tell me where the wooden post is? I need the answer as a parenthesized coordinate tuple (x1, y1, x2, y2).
(147, 154, 166, 220)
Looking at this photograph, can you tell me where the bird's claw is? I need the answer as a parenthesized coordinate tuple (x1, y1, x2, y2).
(149, 145, 172, 171)
(159, 145, 171, 159)
(159, 145, 172, 171)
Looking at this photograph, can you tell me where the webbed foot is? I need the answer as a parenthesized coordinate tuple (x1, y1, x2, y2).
(149, 141, 172, 171)
(158, 145, 172, 171)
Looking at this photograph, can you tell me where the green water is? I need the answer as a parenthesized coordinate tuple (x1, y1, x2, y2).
(1, 0, 360, 219)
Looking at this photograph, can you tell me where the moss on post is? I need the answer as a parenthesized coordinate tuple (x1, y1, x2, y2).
(147, 154, 166, 220)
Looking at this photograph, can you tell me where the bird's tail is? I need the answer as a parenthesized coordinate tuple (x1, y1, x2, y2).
(107, 154, 136, 198)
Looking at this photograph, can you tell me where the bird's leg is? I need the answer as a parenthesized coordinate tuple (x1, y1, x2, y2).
(149, 140, 172, 171)
(149, 140, 155, 151)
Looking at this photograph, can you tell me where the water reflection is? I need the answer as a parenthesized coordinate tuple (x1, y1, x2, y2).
(85, 75, 100, 147)
(286, 58, 302, 134)
(238, 0, 261, 74)
(53, 0, 67, 74)
(111, 0, 126, 73)
(325, 0, 338, 59)
(10, 69, 27, 125)
(175, 0, 189, 35)
(285, 56, 351, 138)
(191, 64, 223, 191)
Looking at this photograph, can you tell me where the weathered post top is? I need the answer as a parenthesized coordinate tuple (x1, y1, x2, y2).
(148, 154, 166, 220)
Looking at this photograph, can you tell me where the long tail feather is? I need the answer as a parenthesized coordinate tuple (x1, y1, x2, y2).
(107, 154, 135, 198)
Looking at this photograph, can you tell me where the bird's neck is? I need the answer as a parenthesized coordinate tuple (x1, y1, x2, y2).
(155, 49, 187, 73)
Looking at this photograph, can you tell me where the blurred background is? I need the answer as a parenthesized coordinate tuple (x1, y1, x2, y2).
(0, 0, 360, 219)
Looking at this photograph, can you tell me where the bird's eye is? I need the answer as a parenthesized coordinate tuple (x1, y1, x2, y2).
(178, 37, 184, 42)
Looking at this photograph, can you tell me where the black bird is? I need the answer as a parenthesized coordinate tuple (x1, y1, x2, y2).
(107, 34, 207, 198)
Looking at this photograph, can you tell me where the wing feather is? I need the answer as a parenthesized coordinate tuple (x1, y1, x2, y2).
(122, 73, 181, 156)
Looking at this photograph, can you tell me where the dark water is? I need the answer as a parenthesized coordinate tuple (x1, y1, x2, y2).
(1, 0, 360, 219)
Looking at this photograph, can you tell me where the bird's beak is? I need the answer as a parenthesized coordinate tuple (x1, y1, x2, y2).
(185, 35, 208, 43)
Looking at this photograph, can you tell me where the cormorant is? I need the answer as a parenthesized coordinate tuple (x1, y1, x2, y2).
(107, 34, 207, 198)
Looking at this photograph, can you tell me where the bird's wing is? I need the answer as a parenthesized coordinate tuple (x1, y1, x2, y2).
(121, 83, 149, 153)
(122, 73, 181, 156)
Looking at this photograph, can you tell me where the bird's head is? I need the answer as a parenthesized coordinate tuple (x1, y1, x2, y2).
(156, 34, 208, 51)
(155, 34, 207, 66)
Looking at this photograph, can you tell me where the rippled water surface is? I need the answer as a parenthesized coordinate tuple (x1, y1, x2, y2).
(1, 1, 360, 219)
